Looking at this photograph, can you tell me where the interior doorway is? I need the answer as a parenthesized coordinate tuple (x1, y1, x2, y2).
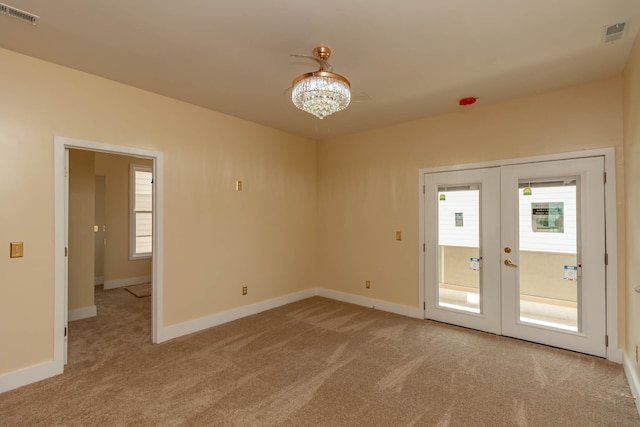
(54, 137, 164, 372)
(67, 151, 153, 331)
(420, 150, 619, 360)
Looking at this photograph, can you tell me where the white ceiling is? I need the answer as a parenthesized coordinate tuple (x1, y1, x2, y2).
(1, 1, 639, 140)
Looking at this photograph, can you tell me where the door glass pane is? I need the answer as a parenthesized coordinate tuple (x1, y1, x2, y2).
(518, 180, 578, 331)
(437, 185, 480, 313)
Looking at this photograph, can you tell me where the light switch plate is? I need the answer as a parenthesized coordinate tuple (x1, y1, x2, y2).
(10, 242, 24, 258)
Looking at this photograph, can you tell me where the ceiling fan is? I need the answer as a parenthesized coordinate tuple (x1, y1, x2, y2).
(286, 46, 370, 119)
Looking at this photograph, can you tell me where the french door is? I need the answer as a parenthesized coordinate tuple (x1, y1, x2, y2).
(424, 157, 607, 357)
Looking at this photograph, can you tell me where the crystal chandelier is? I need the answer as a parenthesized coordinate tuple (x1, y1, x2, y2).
(291, 46, 351, 119)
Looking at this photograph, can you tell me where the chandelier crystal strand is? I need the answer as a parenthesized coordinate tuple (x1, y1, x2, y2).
(292, 75, 351, 119)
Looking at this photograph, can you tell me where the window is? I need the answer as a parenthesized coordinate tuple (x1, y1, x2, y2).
(518, 182, 576, 254)
(130, 165, 153, 259)
(438, 183, 576, 253)
(437, 186, 480, 248)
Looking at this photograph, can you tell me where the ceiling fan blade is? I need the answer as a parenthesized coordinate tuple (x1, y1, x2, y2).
(351, 92, 372, 103)
(289, 54, 332, 72)
(283, 86, 298, 108)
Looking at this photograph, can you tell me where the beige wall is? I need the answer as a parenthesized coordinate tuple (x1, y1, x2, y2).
(0, 48, 317, 375)
(318, 77, 624, 325)
(94, 153, 153, 283)
(68, 150, 96, 311)
(623, 32, 640, 383)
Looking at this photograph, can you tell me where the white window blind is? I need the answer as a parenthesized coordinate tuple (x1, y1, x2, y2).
(437, 183, 577, 253)
(437, 187, 480, 248)
(130, 165, 153, 259)
(518, 183, 576, 254)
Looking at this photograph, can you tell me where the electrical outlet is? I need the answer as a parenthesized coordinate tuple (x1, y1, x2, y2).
(242, 285, 247, 295)
(365, 280, 370, 289)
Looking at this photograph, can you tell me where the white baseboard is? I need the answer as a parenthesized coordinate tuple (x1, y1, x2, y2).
(623, 352, 640, 416)
(157, 288, 423, 343)
(0, 360, 62, 394)
(104, 275, 151, 290)
(608, 347, 624, 364)
(94, 276, 104, 285)
(157, 288, 318, 343)
(68, 305, 97, 322)
(316, 288, 423, 319)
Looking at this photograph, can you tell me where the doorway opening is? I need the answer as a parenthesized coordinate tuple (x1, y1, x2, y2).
(54, 137, 164, 372)
(67, 150, 154, 348)
(419, 149, 619, 362)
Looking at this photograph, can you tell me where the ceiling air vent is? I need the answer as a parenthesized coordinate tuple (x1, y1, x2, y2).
(0, 2, 39, 25)
(603, 21, 628, 43)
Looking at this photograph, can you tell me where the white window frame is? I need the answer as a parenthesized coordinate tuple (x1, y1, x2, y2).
(130, 164, 153, 260)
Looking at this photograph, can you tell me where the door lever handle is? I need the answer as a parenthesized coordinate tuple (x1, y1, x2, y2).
(504, 259, 518, 268)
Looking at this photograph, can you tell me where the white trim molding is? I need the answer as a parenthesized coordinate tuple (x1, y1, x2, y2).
(68, 306, 97, 322)
(158, 288, 423, 344)
(316, 288, 423, 319)
(623, 353, 640, 415)
(158, 289, 318, 343)
(103, 275, 152, 290)
(0, 361, 62, 394)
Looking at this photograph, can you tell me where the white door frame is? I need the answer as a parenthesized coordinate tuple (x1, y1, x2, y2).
(418, 148, 620, 362)
(54, 136, 164, 373)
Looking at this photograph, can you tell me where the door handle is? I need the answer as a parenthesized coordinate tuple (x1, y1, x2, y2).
(504, 259, 518, 268)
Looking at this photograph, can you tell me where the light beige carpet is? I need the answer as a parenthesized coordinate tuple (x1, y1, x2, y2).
(1, 288, 638, 426)
(124, 282, 151, 298)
